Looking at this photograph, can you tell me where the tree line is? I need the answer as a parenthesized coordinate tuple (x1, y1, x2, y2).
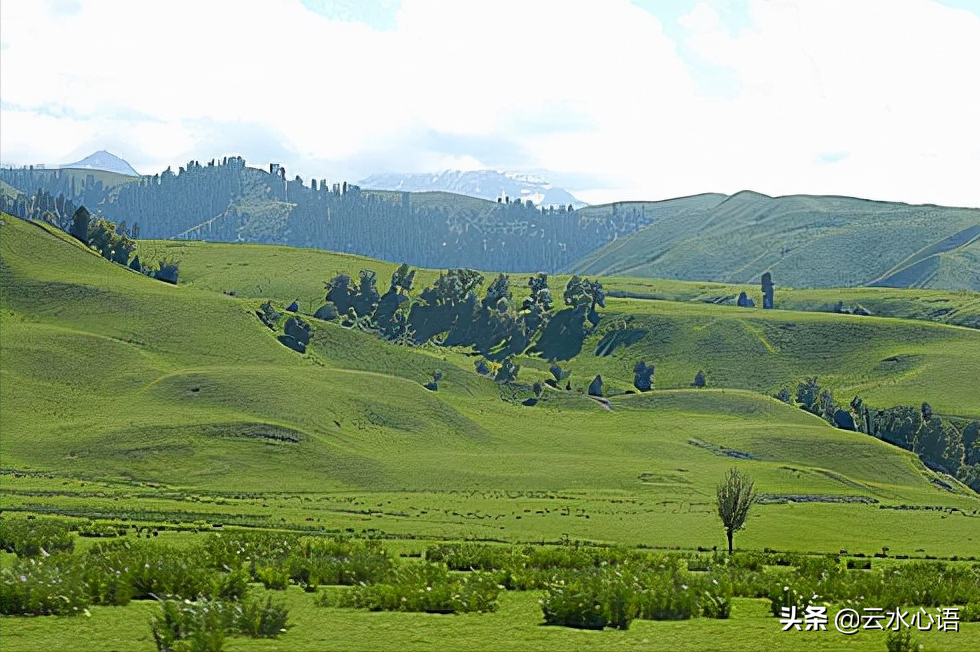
(778, 377, 980, 492)
(1, 158, 658, 273)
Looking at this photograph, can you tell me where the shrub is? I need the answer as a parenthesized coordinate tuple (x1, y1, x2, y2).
(150, 598, 226, 652)
(288, 537, 395, 586)
(150, 595, 290, 652)
(253, 565, 290, 591)
(0, 557, 90, 616)
(768, 584, 820, 617)
(541, 567, 638, 630)
(232, 595, 289, 638)
(327, 563, 500, 614)
(885, 629, 920, 652)
(0, 517, 74, 557)
(89, 541, 219, 600)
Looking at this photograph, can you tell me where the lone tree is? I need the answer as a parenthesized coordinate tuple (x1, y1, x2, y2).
(716, 467, 757, 554)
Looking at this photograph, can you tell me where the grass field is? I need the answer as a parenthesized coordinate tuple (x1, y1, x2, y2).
(568, 191, 980, 291)
(2, 214, 979, 651)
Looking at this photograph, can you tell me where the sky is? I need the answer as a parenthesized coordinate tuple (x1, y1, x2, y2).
(1, 0, 978, 207)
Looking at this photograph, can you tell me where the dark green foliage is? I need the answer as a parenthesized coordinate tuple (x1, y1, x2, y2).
(594, 328, 647, 356)
(353, 270, 380, 318)
(914, 416, 964, 475)
(279, 316, 310, 353)
(774, 387, 791, 404)
(154, 258, 180, 285)
(588, 375, 603, 397)
(694, 370, 706, 388)
(71, 205, 90, 243)
(761, 272, 774, 309)
(818, 388, 837, 423)
(495, 357, 519, 383)
(256, 301, 280, 329)
(313, 303, 339, 321)
(795, 377, 821, 413)
(87, 217, 135, 265)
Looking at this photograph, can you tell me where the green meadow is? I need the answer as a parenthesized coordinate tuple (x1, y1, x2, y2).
(2, 214, 979, 651)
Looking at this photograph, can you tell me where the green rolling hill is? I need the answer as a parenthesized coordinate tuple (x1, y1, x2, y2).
(568, 191, 980, 291)
(3, 213, 979, 559)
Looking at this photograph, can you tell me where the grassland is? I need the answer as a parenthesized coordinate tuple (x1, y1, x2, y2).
(3, 213, 980, 651)
(569, 191, 980, 290)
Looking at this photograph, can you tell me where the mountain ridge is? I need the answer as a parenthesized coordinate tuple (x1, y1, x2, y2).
(60, 150, 139, 176)
(360, 169, 587, 208)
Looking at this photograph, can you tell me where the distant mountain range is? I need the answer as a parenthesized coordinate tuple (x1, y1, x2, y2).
(3, 154, 978, 291)
(360, 170, 587, 209)
(61, 150, 139, 176)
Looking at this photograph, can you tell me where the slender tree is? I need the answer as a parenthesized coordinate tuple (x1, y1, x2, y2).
(716, 467, 757, 554)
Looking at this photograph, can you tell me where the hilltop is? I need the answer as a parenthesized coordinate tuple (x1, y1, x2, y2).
(360, 169, 587, 208)
(60, 150, 140, 176)
(570, 191, 980, 290)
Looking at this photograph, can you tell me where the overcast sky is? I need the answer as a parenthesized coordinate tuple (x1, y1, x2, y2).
(1, 0, 978, 206)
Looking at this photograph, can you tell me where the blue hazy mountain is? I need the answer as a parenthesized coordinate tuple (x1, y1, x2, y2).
(61, 150, 140, 176)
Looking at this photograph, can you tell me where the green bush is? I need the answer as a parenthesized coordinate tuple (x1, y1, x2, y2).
(200, 532, 298, 571)
(253, 565, 290, 591)
(0, 557, 90, 616)
(287, 537, 395, 586)
(768, 583, 820, 617)
(90, 541, 219, 600)
(326, 562, 500, 614)
(150, 598, 227, 652)
(541, 567, 638, 630)
(232, 595, 289, 638)
(885, 629, 920, 652)
(0, 517, 75, 558)
(150, 595, 290, 652)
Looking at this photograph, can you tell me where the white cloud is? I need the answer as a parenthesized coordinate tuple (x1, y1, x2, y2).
(1, 0, 978, 206)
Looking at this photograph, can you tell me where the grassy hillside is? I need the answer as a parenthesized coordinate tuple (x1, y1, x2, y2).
(139, 238, 980, 330)
(569, 191, 980, 291)
(3, 214, 978, 562)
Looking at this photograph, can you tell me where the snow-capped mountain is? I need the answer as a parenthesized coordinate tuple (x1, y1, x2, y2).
(359, 170, 587, 208)
(61, 150, 140, 176)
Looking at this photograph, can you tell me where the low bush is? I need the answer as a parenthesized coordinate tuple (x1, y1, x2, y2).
(151, 598, 227, 652)
(0, 557, 90, 616)
(541, 567, 638, 630)
(768, 584, 821, 617)
(0, 517, 75, 558)
(253, 565, 290, 591)
(150, 595, 290, 652)
(325, 562, 500, 614)
(884, 629, 920, 652)
(232, 595, 289, 638)
(88, 541, 222, 600)
(287, 537, 395, 587)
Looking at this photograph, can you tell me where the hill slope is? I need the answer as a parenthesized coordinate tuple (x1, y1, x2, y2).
(3, 213, 978, 555)
(569, 191, 980, 291)
(1, 158, 715, 273)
